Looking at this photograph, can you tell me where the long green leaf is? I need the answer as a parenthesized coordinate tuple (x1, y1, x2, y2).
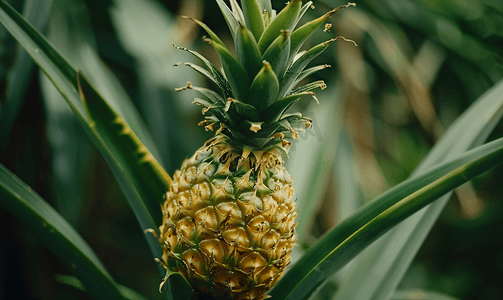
(0, 164, 125, 300)
(330, 129, 361, 283)
(290, 80, 326, 94)
(0, 0, 167, 277)
(337, 79, 503, 300)
(183, 84, 225, 104)
(269, 136, 503, 300)
(109, 0, 201, 175)
(41, 0, 116, 226)
(0, 0, 161, 159)
(175, 62, 226, 95)
(78, 71, 171, 224)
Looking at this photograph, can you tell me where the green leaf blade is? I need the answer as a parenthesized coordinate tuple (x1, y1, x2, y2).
(236, 23, 263, 80)
(181, 84, 225, 104)
(279, 39, 336, 98)
(262, 29, 291, 78)
(174, 45, 232, 99)
(216, 0, 239, 40)
(229, 0, 246, 25)
(78, 71, 171, 223)
(290, 64, 331, 91)
(269, 136, 503, 300)
(0, 164, 125, 300)
(337, 79, 503, 300)
(290, 3, 356, 59)
(261, 92, 310, 123)
(0, 0, 164, 272)
(210, 40, 250, 101)
(229, 99, 261, 121)
(187, 16, 226, 48)
(294, 1, 314, 29)
(241, 0, 264, 40)
(258, 0, 301, 53)
(290, 80, 326, 95)
(248, 61, 279, 109)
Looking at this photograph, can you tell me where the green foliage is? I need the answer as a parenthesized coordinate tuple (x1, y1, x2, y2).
(1, 0, 503, 299)
(0, 164, 125, 300)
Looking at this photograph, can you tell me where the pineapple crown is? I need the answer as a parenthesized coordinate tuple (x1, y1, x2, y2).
(175, 0, 355, 152)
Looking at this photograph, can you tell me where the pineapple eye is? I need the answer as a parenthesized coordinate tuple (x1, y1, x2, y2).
(256, 265, 280, 285)
(176, 217, 197, 242)
(247, 215, 270, 233)
(261, 229, 281, 250)
(194, 207, 219, 231)
(213, 268, 248, 291)
(177, 191, 192, 210)
(163, 226, 178, 250)
(181, 249, 205, 276)
(166, 200, 181, 220)
(238, 251, 267, 274)
(216, 202, 243, 221)
(221, 227, 250, 248)
(274, 239, 292, 260)
(199, 239, 226, 264)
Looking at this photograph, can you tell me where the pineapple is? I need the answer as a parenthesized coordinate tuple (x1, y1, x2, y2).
(158, 0, 354, 299)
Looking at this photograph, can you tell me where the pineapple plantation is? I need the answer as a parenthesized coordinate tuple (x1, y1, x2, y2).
(1, 0, 503, 300)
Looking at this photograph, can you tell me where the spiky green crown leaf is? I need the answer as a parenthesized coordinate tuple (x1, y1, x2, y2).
(175, 0, 355, 150)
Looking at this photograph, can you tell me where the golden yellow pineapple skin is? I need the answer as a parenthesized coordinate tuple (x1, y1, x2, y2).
(159, 136, 297, 299)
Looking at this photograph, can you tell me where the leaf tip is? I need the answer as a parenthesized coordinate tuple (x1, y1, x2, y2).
(325, 2, 357, 18)
(262, 60, 273, 71)
(175, 82, 193, 92)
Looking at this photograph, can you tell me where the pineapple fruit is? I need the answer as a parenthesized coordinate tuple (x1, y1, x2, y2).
(158, 0, 354, 299)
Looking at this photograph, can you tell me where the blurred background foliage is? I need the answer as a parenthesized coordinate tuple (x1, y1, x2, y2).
(1, 0, 502, 299)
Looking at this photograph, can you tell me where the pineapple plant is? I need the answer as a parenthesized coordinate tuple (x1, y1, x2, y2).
(3, 1, 503, 300)
(158, 0, 354, 298)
